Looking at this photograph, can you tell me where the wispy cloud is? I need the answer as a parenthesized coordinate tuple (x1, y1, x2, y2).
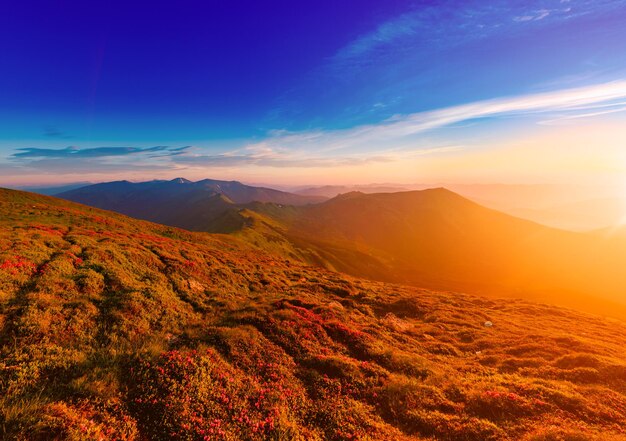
(12, 145, 188, 159)
(514, 9, 552, 22)
(332, 12, 420, 64)
(328, 1, 621, 70)
(14, 158, 177, 174)
(267, 0, 626, 128)
(6, 145, 191, 175)
(171, 149, 394, 169)
(251, 80, 626, 158)
(175, 80, 626, 169)
(7, 81, 626, 175)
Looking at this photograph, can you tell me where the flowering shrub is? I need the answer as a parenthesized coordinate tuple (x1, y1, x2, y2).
(34, 401, 138, 441)
(466, 389, 549, 422)
(0, 255, 37, 276)
(128, 348, 307, 440)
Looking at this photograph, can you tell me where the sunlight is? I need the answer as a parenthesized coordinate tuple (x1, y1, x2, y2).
(3, 1, 626, 438)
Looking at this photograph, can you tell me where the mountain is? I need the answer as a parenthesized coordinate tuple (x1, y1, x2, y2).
(242, 189, 626, 316)
(60, 182, 626, 315)
(2, 188, 626, 440)
(58, 178, 326, 232)
(286, 183, 626, 231)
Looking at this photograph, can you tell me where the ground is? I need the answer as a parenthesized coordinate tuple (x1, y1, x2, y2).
(1, 189, 626, 440)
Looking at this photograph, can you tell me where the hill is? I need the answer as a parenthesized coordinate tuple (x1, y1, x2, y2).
(246, 189, 626, 316)
(58, 178, 325, 232)
(3, 188, 626, 440)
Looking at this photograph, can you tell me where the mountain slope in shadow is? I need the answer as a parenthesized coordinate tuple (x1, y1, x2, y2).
(59, 178, 325, 232)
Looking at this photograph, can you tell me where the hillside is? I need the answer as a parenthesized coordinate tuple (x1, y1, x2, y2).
(264, 189, 626, 316)
(58, 182, 626, 316)
(58, 179, 325, 232)
(2, 188, 626, 440)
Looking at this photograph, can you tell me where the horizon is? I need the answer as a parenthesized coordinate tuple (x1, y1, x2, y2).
(7, 175, 626, 232)
(1, 1, 626, 192)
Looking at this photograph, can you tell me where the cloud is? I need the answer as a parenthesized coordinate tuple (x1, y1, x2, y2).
(171, 146, 395, 169)
(84, 80, 626, 172)
(12, 145, 186, 159)
(381, 80, 626, 134)
(6, 81, 626, 175)
(12, 158, 178, 175)
(174, 154, 367, 168)
(514, 9, 552, 22)
(268, 0, 626, 124)
(333, 11, 420, 63)
(7, 145, 192, 175)
(330, 0, 626, 71)
(540, 103, 626, 125)
(250, 80, 626, 159)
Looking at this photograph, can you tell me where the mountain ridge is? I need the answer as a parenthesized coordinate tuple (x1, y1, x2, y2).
(56, 182, 626, 317)
(58, 178, 326, 232)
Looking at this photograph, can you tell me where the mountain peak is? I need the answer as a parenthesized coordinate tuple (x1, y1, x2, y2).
(171, 177, 192, 184)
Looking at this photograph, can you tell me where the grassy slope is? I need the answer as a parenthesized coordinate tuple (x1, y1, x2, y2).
(256, 189, 626, 317)
(1, 189, 626, 440)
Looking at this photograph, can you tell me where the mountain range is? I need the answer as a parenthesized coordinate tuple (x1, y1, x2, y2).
(59, 178, 325, 232)
(58, 179, 626, 318)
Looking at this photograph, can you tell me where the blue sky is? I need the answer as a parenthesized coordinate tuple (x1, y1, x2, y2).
(1, 0, 626, 185)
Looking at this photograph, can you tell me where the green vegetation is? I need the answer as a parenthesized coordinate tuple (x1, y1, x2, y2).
(2, 188, 626, 440)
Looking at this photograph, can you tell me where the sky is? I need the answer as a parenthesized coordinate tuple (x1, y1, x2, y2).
(1, 0, 626, 190)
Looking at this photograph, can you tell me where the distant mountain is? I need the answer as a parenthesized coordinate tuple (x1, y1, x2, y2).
(59, 178, 326, 232)
(244, 189, 626, 314)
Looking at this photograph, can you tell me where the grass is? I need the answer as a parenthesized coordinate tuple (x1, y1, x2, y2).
(1, 188, 626, 440)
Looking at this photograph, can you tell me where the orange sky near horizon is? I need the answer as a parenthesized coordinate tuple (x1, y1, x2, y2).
(3, 118, 626, 207)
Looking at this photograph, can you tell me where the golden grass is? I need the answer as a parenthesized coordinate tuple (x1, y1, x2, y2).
(1, 188, 626, 440)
